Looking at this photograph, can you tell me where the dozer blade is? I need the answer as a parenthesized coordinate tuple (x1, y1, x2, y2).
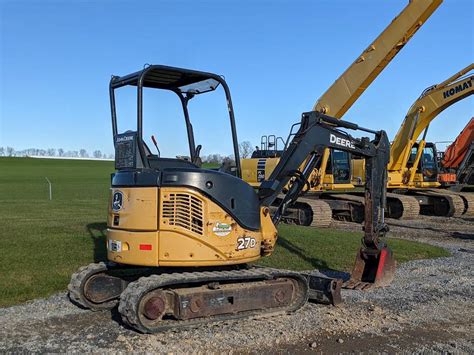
(301, 271, 343, 306)
(343, 247, 396, 290)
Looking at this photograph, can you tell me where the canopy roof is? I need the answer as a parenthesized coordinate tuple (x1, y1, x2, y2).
(110, 65, 222, 94)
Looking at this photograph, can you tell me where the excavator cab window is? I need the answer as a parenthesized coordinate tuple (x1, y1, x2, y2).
(408, 143, 439, 182)
(420, 144, 439, 182)
(325, 149, 351, 183)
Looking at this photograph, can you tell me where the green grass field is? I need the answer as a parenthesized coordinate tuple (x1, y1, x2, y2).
(0, 157, 449, 307)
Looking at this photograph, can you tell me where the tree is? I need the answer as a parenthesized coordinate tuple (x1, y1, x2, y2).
(58, 148, 64, 157)
(93, 150, 102, 159)
(79, 149, 88, 158)
(238, 141, 253, 158)
(47, 148, 56, 157)
(6, 147, 14, 157)
(0, 147, 4, 156)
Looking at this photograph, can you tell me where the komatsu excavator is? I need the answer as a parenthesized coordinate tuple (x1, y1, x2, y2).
(241, 0, 442, 225)
(68, 65, 394, 333)
(385, 64, 474, 217)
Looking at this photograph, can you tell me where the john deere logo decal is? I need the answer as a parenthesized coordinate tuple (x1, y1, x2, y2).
(112, 191, 123, 211)
(212, 222, 232, 237)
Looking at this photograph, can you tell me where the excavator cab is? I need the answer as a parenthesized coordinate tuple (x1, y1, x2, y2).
(407, 142, 439, 183)
(110, 65, 242, 175)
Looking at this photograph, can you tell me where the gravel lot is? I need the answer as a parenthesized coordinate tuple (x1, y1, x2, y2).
(1, 215, 473, 353)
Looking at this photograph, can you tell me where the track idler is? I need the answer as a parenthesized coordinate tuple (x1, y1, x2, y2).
(344, 246, 396, 290)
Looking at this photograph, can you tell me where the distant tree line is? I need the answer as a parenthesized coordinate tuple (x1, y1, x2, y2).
(187, 141, 254, 164)
(0, 141, 255, 162)
(0, 147, 114, 160)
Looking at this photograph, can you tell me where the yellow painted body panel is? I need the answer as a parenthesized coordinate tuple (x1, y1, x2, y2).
(240, 157, 280, 187)
(107, 229, 159, 266)
(321, 172, 353, 191)
(107, 187, 158, 231)
(106, 187, 277, 267)
(351, 159, 365, 186)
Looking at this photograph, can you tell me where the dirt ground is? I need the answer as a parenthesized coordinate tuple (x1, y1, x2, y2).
(0, 215, 473, 353)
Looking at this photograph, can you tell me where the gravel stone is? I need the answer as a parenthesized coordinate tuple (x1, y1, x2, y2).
(0, 215, 472, 352)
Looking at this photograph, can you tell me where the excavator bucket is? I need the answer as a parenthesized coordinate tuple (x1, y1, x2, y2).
(344, 246, 396, 290)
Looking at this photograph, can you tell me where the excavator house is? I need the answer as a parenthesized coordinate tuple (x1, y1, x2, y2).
(69, 65, 395, 333)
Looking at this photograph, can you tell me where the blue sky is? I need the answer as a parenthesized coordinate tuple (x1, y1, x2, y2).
(1, 0, 473, 157)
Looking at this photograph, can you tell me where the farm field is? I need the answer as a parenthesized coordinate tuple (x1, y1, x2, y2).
(0, 157, 449, 307)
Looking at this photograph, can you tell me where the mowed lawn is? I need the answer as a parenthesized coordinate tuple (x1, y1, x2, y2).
(0, 157, 449, 307)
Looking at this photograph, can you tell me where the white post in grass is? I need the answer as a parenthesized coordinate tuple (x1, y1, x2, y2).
(45, 177, 52, 200)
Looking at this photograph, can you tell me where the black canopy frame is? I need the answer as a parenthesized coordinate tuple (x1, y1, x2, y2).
(109, 65, 241, 176)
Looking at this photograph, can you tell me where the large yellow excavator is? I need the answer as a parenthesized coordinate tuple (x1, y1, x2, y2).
(384, 63, 474, 216)
(241, 0, 442, 226)
(325, 65, 473, 219)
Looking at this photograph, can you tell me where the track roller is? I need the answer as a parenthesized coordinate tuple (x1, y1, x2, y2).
(118, 268, 308, 333)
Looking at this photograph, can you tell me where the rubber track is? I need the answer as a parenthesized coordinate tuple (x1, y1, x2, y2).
(68, 262, 118, 310)
(415, 190, 465, 217)
(297, 197, 332, 227)
(386, 193, 420, 220)
(118, 268, 308, 333)
(322, 193, 420, 220)
(426, 189, 474, 217)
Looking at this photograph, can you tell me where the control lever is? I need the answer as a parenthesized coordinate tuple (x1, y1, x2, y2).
(193, 145, 202, 167)
(151, 135, 160, 157)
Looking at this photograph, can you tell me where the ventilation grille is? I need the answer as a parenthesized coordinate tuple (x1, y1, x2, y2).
(162, 193, 204, 235)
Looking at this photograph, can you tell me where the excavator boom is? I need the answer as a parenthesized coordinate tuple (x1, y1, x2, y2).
(314, 0, 442, 117)
(312, 0, 442, 191)
(241, 1, 442, 225)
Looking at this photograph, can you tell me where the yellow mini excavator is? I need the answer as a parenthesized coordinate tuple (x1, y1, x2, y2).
(241, 0, 442, 225)
(69, 65, 394, 333)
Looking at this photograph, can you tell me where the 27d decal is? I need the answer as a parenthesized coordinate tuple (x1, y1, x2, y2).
(236, 237, 257, 250)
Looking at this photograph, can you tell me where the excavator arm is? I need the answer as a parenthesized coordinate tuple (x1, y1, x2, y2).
(388, 64, 474, 186)
(258, 111, 394, 288)
(311, 0, 442, 189)
(241, 1, 442, 191)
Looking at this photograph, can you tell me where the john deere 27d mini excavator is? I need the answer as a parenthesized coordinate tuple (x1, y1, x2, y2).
(69, 65, 394, 333)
